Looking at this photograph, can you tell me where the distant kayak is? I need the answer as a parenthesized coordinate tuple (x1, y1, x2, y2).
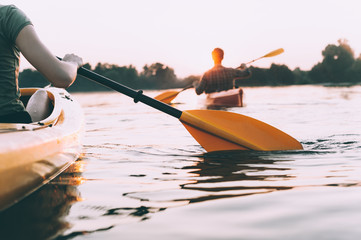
(205, 88, 243, 107)
(0, 87, 84, 211)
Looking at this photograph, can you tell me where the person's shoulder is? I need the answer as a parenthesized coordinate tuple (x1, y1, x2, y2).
(0, 4, 18, 12)
(0, 4, 32, 43)
(203, 67, 216, 76)
(0, 4, 24, 17)
(208, 65, 225, 71)
(228, 66, 246, 72)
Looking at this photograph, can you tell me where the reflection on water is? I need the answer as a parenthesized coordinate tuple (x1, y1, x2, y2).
(64, 86, 361, 239)
(117, 145, 361, 229)
(72, 150, 303, 229)
(1, 86, 360, 239)
(124, 151, 296, 205)
(180, 151, 294, 203)
(0, 160, 85, 240)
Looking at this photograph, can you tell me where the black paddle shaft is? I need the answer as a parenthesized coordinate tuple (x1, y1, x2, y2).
(77, 67, 183, 119)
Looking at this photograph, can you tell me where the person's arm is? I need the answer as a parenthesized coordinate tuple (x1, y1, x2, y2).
(235, 63, 252, 78)
(194, 76, 206, 95)
(15, 25, 82, 88)
(234, 64, 252, 88)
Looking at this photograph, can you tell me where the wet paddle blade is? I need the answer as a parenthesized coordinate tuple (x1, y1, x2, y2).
(180, 110, 303, 152)
(154, 90, 180, 104)
(182, 123, 248, 151)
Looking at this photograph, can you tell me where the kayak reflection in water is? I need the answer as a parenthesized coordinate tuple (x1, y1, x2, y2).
(193, 48, 252, 95)
(0, 160, 86, 240)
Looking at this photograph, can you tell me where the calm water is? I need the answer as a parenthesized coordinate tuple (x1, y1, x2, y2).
(1, 85, 361, 240)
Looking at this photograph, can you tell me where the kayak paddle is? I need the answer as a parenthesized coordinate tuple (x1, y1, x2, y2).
(154, 84, 193, 104)
(77, 67, 303, 152)
(246, 48, 284, 65)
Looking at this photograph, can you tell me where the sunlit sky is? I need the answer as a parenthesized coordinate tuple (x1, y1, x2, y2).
(4, 0, 361, 77)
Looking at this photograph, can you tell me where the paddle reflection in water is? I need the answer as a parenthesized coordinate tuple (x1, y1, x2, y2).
(123, 151, 296, 212)
(180, 151, 294, 203)
(0, 160, 86, 240)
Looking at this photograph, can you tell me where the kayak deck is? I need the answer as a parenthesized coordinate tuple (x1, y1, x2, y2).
(0, 88, 83, 211)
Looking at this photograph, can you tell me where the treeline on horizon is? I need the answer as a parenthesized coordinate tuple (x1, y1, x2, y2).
(19, 39, 361, 92)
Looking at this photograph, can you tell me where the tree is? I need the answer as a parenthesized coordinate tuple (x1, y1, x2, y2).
(310, 39, 355, 83)
(239, 67, 269, 86)
(19, 69, 48, 88)
(93, 63, 139, 88)
(18, 39, 361, 91)
(345, 57, 361, 83)
(269, 64, 295, 85)
(181, 75, 200, 88)
(140, 63, 177, 89)
(309, 63, 327, 84)
(293, 67, 311, 85)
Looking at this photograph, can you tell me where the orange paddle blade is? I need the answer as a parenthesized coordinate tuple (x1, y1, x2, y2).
(182, 123, 249, 151)
(246, 48, 285, 65)
(154, 90, 180, 104)
(263, 48, 284, 58)
(179, 110, 303, 152)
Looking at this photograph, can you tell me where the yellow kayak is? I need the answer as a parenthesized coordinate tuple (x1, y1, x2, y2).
(0, 87, 84, 211)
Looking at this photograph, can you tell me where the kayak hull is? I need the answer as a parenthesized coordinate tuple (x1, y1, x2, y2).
(205, 88, 243, 107)
(0, 88, 83, 211)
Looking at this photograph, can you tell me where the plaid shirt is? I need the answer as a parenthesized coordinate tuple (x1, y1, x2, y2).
(195, 64, 251, 95)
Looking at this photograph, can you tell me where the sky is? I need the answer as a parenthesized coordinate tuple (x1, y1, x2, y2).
(4, 0, 361, 78)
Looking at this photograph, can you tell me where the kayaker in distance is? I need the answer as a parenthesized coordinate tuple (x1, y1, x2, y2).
(0, 4, 83, 124)
(194, 48, 251, 95)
